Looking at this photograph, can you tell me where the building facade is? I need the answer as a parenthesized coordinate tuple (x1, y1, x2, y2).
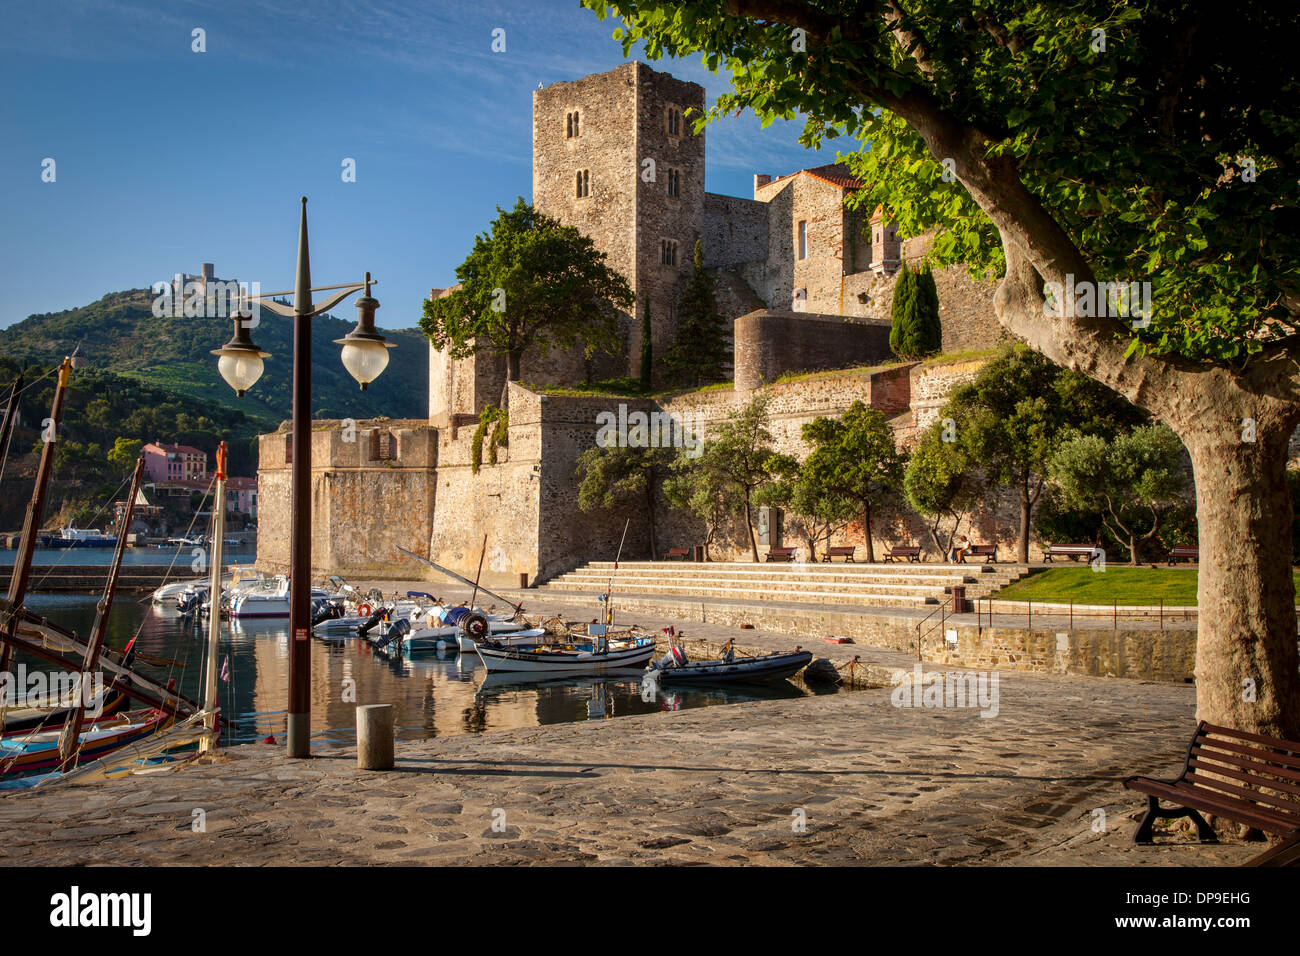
(142, 442, 207, 483)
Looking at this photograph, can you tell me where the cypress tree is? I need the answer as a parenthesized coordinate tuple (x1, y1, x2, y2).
(639, 295, 653, 390)
(889, 262, 917, 357)
(662, 240, 728, 387)
(912, 264, 942, 356)
(889, 261, 942, 358)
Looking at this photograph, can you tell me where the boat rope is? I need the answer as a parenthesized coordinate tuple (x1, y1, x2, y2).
(133, 477, 216, 605)
(28, 470, 134, 592)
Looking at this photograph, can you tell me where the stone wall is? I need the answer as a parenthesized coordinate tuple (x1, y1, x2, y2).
(256, 419, 437, 578)
(701, 192, 768, 268)
(909, 356, 990, 436)
(732, 310, 893, 390)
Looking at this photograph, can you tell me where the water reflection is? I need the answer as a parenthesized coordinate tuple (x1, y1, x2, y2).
(12, 595, 841, 749)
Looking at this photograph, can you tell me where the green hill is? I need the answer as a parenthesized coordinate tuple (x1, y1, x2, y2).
(0, 288, 429, 425)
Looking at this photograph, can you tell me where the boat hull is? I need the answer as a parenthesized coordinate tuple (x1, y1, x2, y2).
(0, 710, 171, 778)
(651, 651, 814, 684)
(475, 641, 656, 673)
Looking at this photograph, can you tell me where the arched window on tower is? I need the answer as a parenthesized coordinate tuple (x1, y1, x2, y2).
(575, 169, 590, 198)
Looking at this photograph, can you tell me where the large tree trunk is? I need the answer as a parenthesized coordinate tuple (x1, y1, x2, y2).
(1183, 420, 1300, 739)
(744, 489, 759, 562)
(862, 501, 875, 563)
(1017, 477, 1031, 564)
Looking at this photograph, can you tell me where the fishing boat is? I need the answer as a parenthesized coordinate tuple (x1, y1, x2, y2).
(0, 678, 132, 735)
(646, 646, 813, 684)
(0, 710, 172, 779)
(37, 526, 117, 548)
(474, 630, 657, 674)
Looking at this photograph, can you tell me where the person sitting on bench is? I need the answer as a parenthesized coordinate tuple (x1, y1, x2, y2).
(950, 534, 970, 564)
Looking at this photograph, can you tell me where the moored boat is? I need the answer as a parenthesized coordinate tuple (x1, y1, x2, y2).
(0, 709, 172, 778)
(647, 646, 813, 684)
(475, 633, 657, 674)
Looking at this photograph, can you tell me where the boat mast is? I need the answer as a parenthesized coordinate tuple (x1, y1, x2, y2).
(603, 518, 630, 630)
(200, 442, 227, 753)
(0, 357, 73, 676)
(468, 534, 487, 610)
(0, 371, 23, 477)
(57, 453, 145, 770)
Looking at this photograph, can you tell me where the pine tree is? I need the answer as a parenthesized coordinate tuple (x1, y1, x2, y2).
(639, 295, 652, 390)
(662, 240, 728, 387)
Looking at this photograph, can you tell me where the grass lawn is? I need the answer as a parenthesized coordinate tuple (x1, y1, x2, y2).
(992, 566, 1300, 606)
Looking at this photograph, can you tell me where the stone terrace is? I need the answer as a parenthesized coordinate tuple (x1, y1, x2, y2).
(542, 559, 1032, 608)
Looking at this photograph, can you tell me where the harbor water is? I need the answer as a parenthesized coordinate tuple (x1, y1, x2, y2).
(9, 592, 843, 749)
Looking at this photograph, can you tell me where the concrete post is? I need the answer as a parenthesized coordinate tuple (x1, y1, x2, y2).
(356, 704, 394, 770)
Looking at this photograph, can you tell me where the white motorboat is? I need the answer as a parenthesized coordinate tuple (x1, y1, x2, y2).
(229, 576, 331, 618)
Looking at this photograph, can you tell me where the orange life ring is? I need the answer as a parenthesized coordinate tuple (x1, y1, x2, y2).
(357, 603, 373, 617)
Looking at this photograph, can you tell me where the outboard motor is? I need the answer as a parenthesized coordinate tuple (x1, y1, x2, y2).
(444, 606, 490, 642)
(372, 617, 410, 650)
(357, 605, 387, 637)
(310, 600, 341, 627)
(653, 647, 687, 671)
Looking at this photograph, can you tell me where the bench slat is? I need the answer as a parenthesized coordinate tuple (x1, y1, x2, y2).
(1190, 745, 1300, 783)
(1187, 759, 1300, 800)
(1164, 781, 1300, 830)
(1128, 779, 1299, 834)
(1183, 770, 1300, 816)
(1202, 721, 1300, 753)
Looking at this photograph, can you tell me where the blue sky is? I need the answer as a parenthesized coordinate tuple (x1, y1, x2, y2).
(0, 0, 843, 330)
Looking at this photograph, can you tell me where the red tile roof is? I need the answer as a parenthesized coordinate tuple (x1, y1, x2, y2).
(765, 162, 865, 192)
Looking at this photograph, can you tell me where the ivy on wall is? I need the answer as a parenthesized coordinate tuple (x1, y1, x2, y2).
(471, 404, 509, 474)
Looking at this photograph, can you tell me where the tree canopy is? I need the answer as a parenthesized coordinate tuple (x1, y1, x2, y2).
(801, 400, 905, 563)
(420, 198, 634, 392)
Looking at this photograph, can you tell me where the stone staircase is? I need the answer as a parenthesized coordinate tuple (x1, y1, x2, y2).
(540, 560, 1032, 609)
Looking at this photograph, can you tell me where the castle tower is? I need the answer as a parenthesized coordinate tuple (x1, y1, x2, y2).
(533, 62, 706, 380)
(870, 206, 901, 274)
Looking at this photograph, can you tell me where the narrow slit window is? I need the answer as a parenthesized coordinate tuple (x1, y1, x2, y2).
(667, 168, 680, 197)
(797, 220, 808, 260)
(576, 169, 589, 198)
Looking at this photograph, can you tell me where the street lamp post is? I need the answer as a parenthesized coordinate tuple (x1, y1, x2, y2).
(214, 197, 393, 758)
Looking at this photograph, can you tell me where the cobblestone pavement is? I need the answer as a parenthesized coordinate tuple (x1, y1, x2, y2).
(0, 661, 1264, 866)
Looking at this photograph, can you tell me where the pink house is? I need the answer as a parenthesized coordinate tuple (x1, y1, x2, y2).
(142, 442, 207, 483)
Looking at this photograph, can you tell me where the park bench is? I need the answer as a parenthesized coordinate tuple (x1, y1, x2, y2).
(663, 547, 691, 561)
(765, 546, 797, 562)
(962, 543, 998, 564)
(1043, 543, 1098, 562)
(821, 546, 856, 563)
(1123, 721, 1300, 845)
(884, 545, 922, 563)
(1167, 544, 1199, 565)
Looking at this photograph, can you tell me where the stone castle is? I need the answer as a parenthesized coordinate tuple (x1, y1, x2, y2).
(257, 63, 1006, 585)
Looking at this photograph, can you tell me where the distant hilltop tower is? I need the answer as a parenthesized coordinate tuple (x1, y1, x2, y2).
(533, 62, 706, 377)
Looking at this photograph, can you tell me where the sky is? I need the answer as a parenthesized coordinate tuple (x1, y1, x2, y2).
(0, 0, 846, 331)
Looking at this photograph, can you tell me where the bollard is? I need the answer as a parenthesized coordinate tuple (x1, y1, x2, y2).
(519, 572, 529, 589)
(356, 704, 395, 771)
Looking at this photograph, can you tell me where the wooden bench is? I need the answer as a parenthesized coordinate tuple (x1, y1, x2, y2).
(1167, 544, 1199, 565)
(765, 546, 797, 562)
(663, 547, 691, 561)
(961, 543, 998, 564)
(1124, 721, 1300, 844)
(1043, 543, 1098, 562)
(884, 545, 922, 563)
(821, 546, 856, 563)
